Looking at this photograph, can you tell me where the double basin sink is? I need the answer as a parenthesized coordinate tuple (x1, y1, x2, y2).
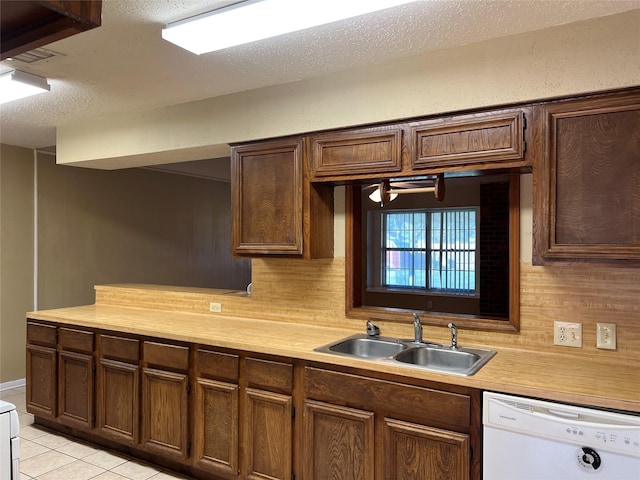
(315, 334, 496, 376)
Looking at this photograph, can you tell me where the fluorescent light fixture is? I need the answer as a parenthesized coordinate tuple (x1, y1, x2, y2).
(0, 70, 50, 105)
(163, 0, 417, 54)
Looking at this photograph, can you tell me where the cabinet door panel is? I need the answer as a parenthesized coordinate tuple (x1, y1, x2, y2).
(26, 344, 57, 418)
(232, 140, 303, 255)
(141, 367, 189, 459)
(309, 127, 403, 179)
(58, 350, 93, 429)
(97, 358, 139, 444)
(536, 90, 640, 262)
(194, 378, 239, 478)
(244, 388, 292, 480)
(303, 400, 374, 480)
(411, 111, 525, 168)
(383, 418, 469, 480)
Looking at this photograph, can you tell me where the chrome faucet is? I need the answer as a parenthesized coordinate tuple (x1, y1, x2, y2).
(413, 313, 423, 344)
(448, 322, 458, 350)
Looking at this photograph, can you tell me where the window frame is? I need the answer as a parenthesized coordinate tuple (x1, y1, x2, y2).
(346, 175, 520, 332)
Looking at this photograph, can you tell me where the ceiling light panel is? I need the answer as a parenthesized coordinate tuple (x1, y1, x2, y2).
(162, 0, 417, 54)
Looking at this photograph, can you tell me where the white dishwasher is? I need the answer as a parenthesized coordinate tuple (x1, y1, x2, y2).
(483, 392, 640, 480)
(0, 399, 20, 480)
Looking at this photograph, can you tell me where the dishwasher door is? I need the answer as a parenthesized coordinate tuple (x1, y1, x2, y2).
(483, 392, 640, 480)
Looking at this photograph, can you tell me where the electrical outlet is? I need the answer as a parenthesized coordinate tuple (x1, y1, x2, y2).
(554, 321, 582, 348)
(209, 302, 222, 313)
(597, 322, 617, 350)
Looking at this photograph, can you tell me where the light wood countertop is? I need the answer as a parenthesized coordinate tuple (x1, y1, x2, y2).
(27, 304, 640, 413)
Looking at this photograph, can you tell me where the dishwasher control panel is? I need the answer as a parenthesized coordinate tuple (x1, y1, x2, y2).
(483, 392, 640, 457)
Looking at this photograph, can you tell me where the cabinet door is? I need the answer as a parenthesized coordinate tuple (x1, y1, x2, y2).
(141, 367, 189, 460)
(535, 90, 640, 263)
(309, 127, 403, 180)
(383, 418, 469, 480)
(26, 344, 57, 418)
(58, 350, 94, 429)
(410, 110, 525, 170)
(243, 388, 292, 480)
(193, 378, 239, 478)
(96, 358, 139, 444)
(303, 400, 375, 480)
(232, 139, 304, 255)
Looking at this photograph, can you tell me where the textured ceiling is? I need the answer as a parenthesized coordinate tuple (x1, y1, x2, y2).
(1, 0, 639, 149)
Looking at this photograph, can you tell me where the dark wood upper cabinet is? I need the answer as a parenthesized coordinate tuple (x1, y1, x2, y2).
(231, 138, 333, 258)
(1, 1, 102, 61)
(409, 109, 527, 170)
(534, 88, 640, 264)
(308, 126, 403, 180)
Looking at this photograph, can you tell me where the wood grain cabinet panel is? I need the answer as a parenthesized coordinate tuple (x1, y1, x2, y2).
(410, 110, 525, 169)
(243, 388, 293, 480)
(58, 350, 94, 429)
(231, 138, 334, 258)
(26, 344, 57, 418)
(193, 378, 239, 478)
(534, 89, 640, 263)
(303, 400, 375, 480)
(232, 139, 304, 255)
(309, 127, 403, 179)
(96, 358, 139, 444)
(383, 418, 469, 480)
(96, 334, 140, 444)
(26, 321, 56, 347)
(141, 367, 189, 460)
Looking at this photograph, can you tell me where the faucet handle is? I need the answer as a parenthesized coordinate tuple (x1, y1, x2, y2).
(366, 321, 380, 337)
(448, 322, 458, 350)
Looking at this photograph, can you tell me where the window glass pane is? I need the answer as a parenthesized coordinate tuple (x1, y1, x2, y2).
(382, 208, 477, 293)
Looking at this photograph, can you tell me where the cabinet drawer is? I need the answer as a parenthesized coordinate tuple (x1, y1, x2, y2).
(197, 348, 239, 382)
(304, 367, 470, 430)
(143, 341, 189, 371)
(411, 110, 524, 168)
(27, 321, 57, 346)
(100, 334, 139, 363)
(59, 327, 94, 353)
(310, 127, 403, 178)
(245, 357, 293, 394)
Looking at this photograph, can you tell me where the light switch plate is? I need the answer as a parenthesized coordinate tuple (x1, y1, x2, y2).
(554, 321, 582, 348)
(597, 322, 616, 350)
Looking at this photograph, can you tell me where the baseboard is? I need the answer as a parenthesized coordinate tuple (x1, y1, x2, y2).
(0, 378, 26, 391)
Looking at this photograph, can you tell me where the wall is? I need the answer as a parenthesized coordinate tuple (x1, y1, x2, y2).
(0, 151, 251, 384)
(56, 10, 640, 168)
(0, 145, 34, 384)
(37, 155, 251, 310)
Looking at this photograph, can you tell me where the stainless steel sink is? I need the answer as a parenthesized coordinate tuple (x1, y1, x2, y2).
(393, 345, 494, 376)
(316, 334, 408, 359)
(314, 334, 495, 376)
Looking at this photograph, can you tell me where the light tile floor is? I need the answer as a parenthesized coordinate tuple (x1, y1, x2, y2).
(1, 387, 193, 480)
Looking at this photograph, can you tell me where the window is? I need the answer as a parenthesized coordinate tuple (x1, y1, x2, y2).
(347, 175, 520, 331)
(379, 208, 478, 294)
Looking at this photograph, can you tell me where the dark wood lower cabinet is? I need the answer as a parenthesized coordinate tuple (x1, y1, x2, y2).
(26, 344, 57, 418)
(303, 400, 375, 480)
(243, 388, 292, 480)
(193, 378, 239, 478)
(26, 320, 481, 480)
(58, 350, 94, 429)
(96, 358, 139, 444)
(383, 418, 469, 480)
(141, 367, 189, 460)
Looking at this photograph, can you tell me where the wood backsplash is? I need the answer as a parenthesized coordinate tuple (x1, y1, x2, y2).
(96, 257, 639, 359)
